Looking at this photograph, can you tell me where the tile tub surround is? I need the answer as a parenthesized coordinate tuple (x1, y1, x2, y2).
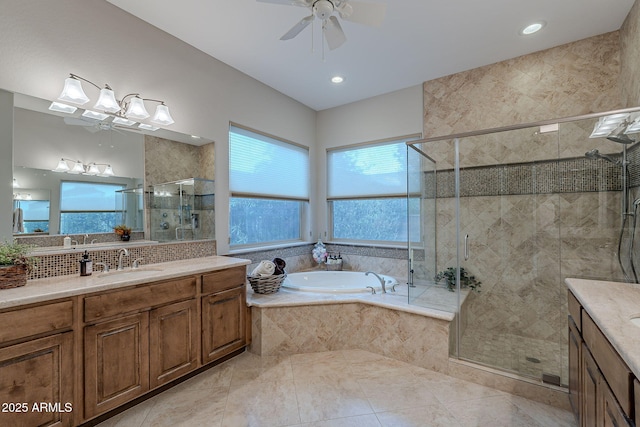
(566, 278, 640, 379)
(94, 349, 576, 427)
(247, 285, 571, 411)
(25, 239, 216, 280)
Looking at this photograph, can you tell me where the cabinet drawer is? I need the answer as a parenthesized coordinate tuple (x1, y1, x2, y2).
(635, 379, 640, 426)
(0, 300, 73, 345)
(582, 311, 633, 416)
(202, 266, 246, 295)
(567, 290, 581, 332)
(84, 276, 196, 322)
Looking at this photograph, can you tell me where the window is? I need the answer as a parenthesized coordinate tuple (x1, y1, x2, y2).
(14, 200, 49, 233)
(229, 125, 309, 247)
(60, 182, 124, 234)
(327, 138, 419, 243)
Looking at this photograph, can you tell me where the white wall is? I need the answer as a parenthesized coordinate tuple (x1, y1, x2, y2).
(314, 85, 423, 240)
(0, 0, 316, 253)
(0, 90, 14, 242)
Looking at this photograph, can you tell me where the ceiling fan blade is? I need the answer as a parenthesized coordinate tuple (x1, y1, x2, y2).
(256, 0, 311, 6)
(338, 0, 386, 27)
(280, 15, 314, 40)
(324, 16, 346, 50)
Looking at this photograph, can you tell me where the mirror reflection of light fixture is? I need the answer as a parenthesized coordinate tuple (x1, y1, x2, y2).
(12, 178, 19, 188)
(51, 73, 175, 126)
(13, 193, 32, 201)
(52, 158, 115, 177)
(590, 112, 640, 139)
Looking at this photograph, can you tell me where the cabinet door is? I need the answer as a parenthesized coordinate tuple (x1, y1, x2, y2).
(569, 317, 582, 423)
(582, 344, 601, 427)
(602, 383, 632, 427)
(0, 333, 73, 427)
(150, 299, 198, 388)
(84, 312, 149, 419)
(202, 286, 246, 364)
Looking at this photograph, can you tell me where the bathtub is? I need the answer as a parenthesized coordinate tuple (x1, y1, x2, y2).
(282, 271, 398, 293)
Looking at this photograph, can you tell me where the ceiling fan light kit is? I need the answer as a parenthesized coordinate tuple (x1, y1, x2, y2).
(259, 0, 386, 51)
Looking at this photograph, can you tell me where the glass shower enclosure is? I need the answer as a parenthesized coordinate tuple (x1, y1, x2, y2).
(407, 106, 640, 386)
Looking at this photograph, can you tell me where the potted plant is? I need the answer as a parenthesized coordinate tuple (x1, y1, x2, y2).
(435, 267, 481, 292)
(113, 224, 132, 241)
(0, 240, 37, 289)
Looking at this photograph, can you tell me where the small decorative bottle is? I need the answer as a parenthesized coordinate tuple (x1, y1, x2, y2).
(80, 250, 93, 276)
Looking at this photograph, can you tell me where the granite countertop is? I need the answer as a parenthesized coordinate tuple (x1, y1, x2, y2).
(566, 278, 640, 379)
(0, 256, 251, 310)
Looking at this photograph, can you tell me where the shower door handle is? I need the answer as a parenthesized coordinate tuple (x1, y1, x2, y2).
(464, 234, 470, 260)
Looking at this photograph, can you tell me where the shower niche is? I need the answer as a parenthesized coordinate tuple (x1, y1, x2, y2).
(149, 178, 215, 242)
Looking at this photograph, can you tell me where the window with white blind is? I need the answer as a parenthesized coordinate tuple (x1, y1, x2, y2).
(60, 181, 124, 234)
(327, 138, 419, 243)
(229, 125, 309, 247)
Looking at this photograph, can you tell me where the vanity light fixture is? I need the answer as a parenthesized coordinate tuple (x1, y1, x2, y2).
(52, 158, 115, 177)
(48, 102, 77, 114)
(138, 123, 159, 131)
(112, 117, 136, 126)
(53, 73, 175, 126)
(12, 178, 19, 188)
(13, 193, 32, 201)
(590, 112, 640, 138)
(81, 110, 109, 121)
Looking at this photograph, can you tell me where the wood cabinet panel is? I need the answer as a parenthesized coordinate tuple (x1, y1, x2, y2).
(84, 312, 149, 419)
(582, 344, 600, 427)
(0, 300, 73, 345)
(201, 267, 246, 295)
(602, 383, 632, 427)
(568, 316, 581, 422)
(84, 277, 196, 322)
(0, 332, 73, 427)
(202, 286, 246, 364)
(634, 379, 640, 427)
(582, 312, 633, 416)
(149, 299, 198, 388)
(567, 290, 581, 332)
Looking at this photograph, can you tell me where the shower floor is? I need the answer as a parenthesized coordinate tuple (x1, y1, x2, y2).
(459, 327, 567, 386)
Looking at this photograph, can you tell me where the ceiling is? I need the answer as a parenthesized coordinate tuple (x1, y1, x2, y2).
(106, 0, 635, 111)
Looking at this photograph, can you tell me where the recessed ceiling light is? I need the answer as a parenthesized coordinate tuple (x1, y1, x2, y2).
(331, 76, 344, 84)
(520, 22, 546, 35)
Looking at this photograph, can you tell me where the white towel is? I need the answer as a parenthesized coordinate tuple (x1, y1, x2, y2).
(251, 260, 276, 277)
(12, 207, 23, 233)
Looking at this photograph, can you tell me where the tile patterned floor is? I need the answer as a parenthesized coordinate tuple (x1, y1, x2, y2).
(96, 350, 577, 427)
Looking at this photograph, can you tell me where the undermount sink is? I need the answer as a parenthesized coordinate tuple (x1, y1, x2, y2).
(98, 267, 164, 277)
(630, 317, 640, 327)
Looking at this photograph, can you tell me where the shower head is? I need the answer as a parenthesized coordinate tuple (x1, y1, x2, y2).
(606, 133, 635, 145)
(585, 149, 620, 164)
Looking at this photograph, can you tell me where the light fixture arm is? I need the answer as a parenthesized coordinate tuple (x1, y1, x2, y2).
(68, 73, 103, 91)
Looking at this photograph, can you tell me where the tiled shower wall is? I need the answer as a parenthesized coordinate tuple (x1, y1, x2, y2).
(420, 26, 640, 378)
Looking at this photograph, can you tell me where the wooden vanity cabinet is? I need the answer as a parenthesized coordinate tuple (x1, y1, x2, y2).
(83, 276, 197, 420)
(201, 266, 247, 364)
(568, 290, 635, 427)
(0, 299, 75, 427)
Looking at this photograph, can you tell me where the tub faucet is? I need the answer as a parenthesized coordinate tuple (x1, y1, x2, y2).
(365, 271, 386, 293)
(117, 248, 129, 271)
(83, 234, 89, 245)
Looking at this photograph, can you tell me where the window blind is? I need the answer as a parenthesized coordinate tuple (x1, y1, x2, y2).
(229, 125, 309, 200)
(328, 139, 417, 199)
(60, 182, 124, 211)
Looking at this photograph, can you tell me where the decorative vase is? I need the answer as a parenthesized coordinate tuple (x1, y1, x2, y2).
(121, 234, 131, 241)
(0, 264, 28, 289)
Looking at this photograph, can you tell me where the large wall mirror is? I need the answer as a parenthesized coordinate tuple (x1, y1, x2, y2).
(10, 92, 214, 243)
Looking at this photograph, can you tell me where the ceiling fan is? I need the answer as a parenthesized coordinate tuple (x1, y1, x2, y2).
(257, 0, 386, 50)
(63, 117, 139, 134)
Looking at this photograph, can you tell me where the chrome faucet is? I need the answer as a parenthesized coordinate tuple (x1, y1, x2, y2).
(95, 262, 109, 273)
(83, 234, 89, 245)
(132, 258, 144, 269)
(117, 248, 129, 271)
(365, 271, 386, 293)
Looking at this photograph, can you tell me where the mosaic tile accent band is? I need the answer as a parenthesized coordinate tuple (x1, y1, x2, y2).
(429, 156, 632, 199)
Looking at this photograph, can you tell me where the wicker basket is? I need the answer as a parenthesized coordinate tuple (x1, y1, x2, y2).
(0, 264, 28, 290)
(247, 274, 286, 294)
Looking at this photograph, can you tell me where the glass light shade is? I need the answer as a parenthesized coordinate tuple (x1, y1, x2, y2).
(138, 123, 159, 131)
(94, 88, 121, 113)
(25, 194, 32, 201)
(53, 159, 70, 172)
(12, 178, 19, 188)
(85, 163, 101, 175)
(58, 77, 90, 105)
(125, 97, 150, 120)
(102, 165, 115, 177)
(82, 110, 109, 121)
(68, 161, 85, 174)
(49, 102, 77, 114)
(112, 117, 136, 126)
(151, 104, 174, 125)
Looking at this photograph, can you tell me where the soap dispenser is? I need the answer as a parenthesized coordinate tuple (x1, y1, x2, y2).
(80, 250, 93, 276)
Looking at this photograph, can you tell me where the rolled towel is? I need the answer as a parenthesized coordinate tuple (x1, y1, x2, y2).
(251, 260, 276, 277)
(273, 258, 286, 275)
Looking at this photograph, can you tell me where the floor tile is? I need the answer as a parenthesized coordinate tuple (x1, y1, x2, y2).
(376, 405, 462, 427)
(295, 376, 374, 423)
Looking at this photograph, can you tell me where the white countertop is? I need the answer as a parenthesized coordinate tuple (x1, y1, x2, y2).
(566, 278, 640, 379)
(0, 256, 251, 310)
